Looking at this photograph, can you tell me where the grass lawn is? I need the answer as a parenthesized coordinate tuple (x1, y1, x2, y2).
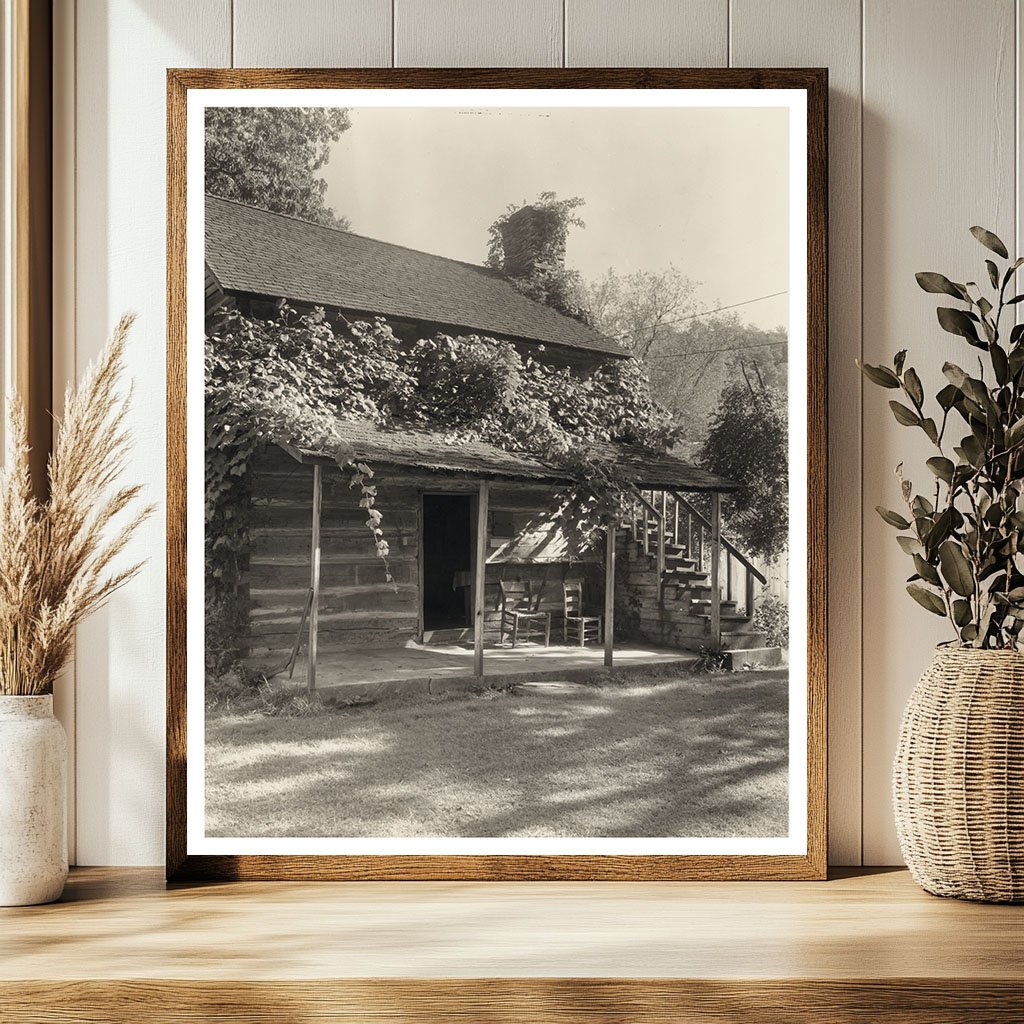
(205, 666, 789, 839)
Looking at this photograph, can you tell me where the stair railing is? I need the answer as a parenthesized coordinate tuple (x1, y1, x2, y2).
(670, 491, 767, 617)
(629, 489, 767, 619)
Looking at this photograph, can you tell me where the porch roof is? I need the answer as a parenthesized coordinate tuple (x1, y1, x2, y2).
(285, 421, 739, 493)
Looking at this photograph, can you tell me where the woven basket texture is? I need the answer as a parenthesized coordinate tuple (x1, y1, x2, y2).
(893, 647, 1024, 902)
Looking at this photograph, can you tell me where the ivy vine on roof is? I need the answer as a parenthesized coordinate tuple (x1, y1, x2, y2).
(204, 303, 677, 670)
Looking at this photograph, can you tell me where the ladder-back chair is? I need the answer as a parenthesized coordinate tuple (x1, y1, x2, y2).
(562, 581, 602, 646)
(498, 580, 551, 648)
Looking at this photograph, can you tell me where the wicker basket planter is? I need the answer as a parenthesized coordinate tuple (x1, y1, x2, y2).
(893, 647, 1024, 902)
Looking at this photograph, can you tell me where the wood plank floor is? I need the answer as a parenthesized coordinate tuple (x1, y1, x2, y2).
(1, 867, 1021, 1021)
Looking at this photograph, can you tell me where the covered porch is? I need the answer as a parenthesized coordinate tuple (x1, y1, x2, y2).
(270, 425, 751, 693)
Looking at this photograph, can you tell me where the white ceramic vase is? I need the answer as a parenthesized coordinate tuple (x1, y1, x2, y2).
(0, 694, 68, 906)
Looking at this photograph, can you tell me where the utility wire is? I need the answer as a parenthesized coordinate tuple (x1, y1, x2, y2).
(611, 289, 789, 340)
(646, 337, 788, 360)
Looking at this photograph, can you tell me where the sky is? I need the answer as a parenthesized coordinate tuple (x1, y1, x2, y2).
(320, 104, 790, 331)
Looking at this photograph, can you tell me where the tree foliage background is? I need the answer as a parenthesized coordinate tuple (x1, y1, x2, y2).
(205, 107, 351, 228)
(698, 375, 789, 561)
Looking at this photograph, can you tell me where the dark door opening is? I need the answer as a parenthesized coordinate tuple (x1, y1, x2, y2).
(421, 494, 474, 632)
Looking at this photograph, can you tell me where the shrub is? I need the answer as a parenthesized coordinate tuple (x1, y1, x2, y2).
(753, 594, 789, 649)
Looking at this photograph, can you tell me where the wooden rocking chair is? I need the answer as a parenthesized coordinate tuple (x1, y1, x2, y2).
(498, 580, 551, 648)
(562, 581, 602, 646)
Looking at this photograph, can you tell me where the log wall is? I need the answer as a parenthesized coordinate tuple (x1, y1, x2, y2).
(245, 445, 604, 658)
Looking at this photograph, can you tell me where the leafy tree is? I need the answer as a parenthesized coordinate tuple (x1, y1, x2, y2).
(581, 266, 699, 359)
(698, 375, 788, 561)
(646, 315, 788, 442)
(205, 107, 351, 228)
(486, 192, 591, 322)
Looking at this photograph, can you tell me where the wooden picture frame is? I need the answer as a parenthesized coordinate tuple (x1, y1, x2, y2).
(167, 68, 827, 882)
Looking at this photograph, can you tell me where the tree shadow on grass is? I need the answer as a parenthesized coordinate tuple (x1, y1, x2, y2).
(205, 669, 789, 839)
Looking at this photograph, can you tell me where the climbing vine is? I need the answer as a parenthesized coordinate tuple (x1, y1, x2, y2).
(205, 303, 677, 669)
(486, 192, 591, 323)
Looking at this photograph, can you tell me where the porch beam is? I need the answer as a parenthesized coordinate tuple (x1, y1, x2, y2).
(709, 491, 722, 650)
(307, 463, 323, 692)
(604, 516, 616, 668)
(473, 480, 490, 676)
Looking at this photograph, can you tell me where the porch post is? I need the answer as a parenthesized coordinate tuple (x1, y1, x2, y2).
(473, 480, 490, 676)
(709, 491, 722, 650)
(656, 491, 666, 604)
(307, 463, 323, 692)
(604, 515, 616, 668)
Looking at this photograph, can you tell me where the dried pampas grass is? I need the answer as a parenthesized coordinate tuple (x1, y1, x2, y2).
(0, 313, 153, 696)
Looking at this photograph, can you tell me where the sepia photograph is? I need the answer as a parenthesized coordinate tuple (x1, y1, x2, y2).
(177, 78, 819, 871)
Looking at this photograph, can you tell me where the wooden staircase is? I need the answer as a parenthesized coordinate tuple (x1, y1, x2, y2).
(616, 490, 769, 653)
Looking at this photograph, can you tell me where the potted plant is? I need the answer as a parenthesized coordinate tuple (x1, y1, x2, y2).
(860, 227, 1024, 902)
(0, 315, 150, 906)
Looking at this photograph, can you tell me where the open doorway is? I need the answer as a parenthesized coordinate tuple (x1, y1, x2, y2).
(421, 493, 474, 632)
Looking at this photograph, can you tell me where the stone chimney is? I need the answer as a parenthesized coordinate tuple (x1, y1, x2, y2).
(498, 204, 564, 278)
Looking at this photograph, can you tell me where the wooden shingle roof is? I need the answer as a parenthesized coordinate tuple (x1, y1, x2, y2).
(205, 195, 627, 359)
(288, 421, 738, 493)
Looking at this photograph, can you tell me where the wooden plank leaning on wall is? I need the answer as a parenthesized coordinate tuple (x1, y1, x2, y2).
(6, 0, 52, 495)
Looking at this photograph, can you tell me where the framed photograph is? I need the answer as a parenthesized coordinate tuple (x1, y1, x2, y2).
(167, 68, 827, 881)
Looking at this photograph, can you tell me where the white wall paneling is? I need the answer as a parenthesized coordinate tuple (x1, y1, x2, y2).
(566, 0, 728, 67)
(57, 0, 1024, 865)
(394, 0, 562, 67)
(861, 0, 1018, 864)
(730, 0, 864, 868)
(69, 0, 232, 865)
(233, 0, 392, 68)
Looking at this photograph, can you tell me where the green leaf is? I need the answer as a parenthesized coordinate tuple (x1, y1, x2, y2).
(911, 494, 934, 517)
(970, 226, 1009, 259)
(927, 456, 955, 483)
(961, 624, 979, 642)
(889, 401, 921, 427)
(925, 507, 958, 550)
(991, 343, 1010, 386)
(952, 599, 972, 627)
(959, 433, 985, 467)
(856, 360, 900, 388)
(939, 540, 975, 598)
(913, 554, 941, 586)
(936, 383, 960, 411)
(903, 367, 924, 407)
(915, 272, 970, 300)
(897, 535, 925, 557)
(907, 583, 947, 617)
(977, 296, 994, 317)
(893, 349, 907, 375)
(1006, 418, 1024, 450)
(921, 418, 939, 446)
(895, 463, 912, 502)
(942, 362, 969, 390)
(877, 506, 911, 530)
(937, 307, 982, 345)
(985, 260, 1000, 289)
(1005, 294, 1024, 305)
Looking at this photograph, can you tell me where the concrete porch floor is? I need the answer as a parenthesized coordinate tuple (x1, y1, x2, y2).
(278, 641, 698, 698)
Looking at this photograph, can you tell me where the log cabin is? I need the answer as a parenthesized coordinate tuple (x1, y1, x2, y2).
(204, 195, 768, 686)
